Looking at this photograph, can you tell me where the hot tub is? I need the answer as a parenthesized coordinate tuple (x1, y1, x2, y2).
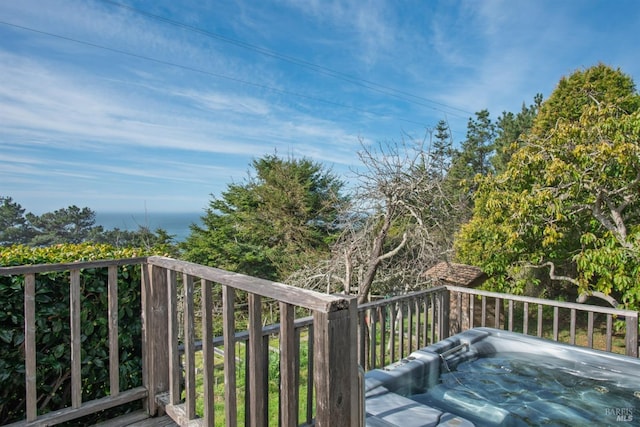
(364, 328, 640, 426)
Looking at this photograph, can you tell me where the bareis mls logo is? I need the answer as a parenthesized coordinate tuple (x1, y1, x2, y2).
(605, 407, 634, 422)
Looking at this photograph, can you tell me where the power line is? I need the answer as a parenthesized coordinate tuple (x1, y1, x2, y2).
(98, 0, 473, 119)
(0, 20, 433, 128)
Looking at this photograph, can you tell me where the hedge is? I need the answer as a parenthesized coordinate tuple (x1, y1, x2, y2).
(0, 244, 151, 425)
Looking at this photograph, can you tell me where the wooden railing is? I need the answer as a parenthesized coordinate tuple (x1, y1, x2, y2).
(144, 256, 359, 427)
(353, 285, 638, 369)
(445, 285, 639, 358)
(0, 256, 360, 427)
(1, 257, 638, 426)
(356, 287, 450, 371)
(1, 258, 149, 427)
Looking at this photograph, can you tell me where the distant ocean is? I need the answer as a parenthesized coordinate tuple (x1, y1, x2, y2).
(95, 212, 203, 242)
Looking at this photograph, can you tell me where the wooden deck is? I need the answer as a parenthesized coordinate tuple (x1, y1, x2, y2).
(126, 417, 177, 427)
(1, 256, 637, 427)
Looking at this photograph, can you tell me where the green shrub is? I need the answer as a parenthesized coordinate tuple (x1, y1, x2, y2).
(0, 244, 150, 425)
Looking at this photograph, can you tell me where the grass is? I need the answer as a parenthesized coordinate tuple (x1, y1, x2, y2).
(188, 333, 315, 427)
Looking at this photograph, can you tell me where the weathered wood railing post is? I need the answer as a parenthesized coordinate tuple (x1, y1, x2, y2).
(141, 262, 170, 416)
(313, 295, 359, 427)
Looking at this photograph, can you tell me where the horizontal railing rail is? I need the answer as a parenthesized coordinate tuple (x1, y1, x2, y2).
(0, 257, 148, 275)
(147, 256, 348, 314)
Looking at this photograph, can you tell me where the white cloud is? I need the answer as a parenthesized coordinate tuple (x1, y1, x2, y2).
(4, 0, 638, 214)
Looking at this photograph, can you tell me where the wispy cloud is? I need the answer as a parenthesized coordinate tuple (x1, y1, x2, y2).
(2, 0, 639, 213)
(0, 48, 360, 159)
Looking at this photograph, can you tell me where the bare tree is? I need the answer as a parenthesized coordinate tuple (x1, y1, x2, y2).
(288, 134, 463, 303)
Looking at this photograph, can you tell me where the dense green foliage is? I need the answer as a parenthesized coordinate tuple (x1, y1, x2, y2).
(455, 65, 640, 310)
(182, 155, 347, 281)
(0, 244, 149, 425)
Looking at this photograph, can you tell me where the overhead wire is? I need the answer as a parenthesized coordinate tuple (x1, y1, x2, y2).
(98, 0, 473, 119)
(0, 20, 433, 128)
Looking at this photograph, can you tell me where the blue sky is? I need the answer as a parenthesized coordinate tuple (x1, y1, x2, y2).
(1, 0, 639, 214)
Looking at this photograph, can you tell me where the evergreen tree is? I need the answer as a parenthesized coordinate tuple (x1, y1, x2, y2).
(449, 109, 496, 184)
(0, 197, 32, 246)
(26, 206, 100, 246)
(430, 119, 453, 180)
(181, 154, 347, 280)
(492, 94, 542, 174)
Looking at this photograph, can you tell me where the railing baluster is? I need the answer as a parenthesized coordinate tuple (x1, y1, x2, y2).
(587, 312, 594, 348)
(223, 286, 237, 427)
(379, 306, 386, 367)
(167, 270, 180, 405)
(280, 302, 297, 427)
(553, 307, 559, 341)
(414, 298, 421, 350)
(429, 294, 435, 344)
(370, 307, 377, 369)
(625, 313, 638, 358)
(24, 273, 37, 422)
(523, 302, 529, 335)
(244, 337, 250, 425)
(570, 309, 576, 345)
(248, 293, 265, 426)
(407, 299, 413, 355)
(389, 303, 396, 363)
(294, 327, 302, 423)
(494, 298, 501, 329)
(108, 265, 120, 397)
(358, 310, 366, 369)
(399, 302, 405, 360)
(421, 297, 428, 346)
(262, 334, 270, 423)
(306, 326, 314, 425)
(202, 280, 215, 427)
(440, 289, 450, 340)
(508, 300, 514, 332)
(469, 294, 475, 329)
(456, 292, 462, 333)
(183, 273, 196, 420)
(481, 296, 487, 327)
(537, 305, 543, 337)
(606, 314, 612, 353)
(70, 269, 82, 409)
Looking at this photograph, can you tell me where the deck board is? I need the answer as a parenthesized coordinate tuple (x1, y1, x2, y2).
(94, 411, 178, 427)
(125, 415, 178, 427)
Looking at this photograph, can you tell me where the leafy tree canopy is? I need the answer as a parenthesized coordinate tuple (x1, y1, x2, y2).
(455, 64, 640, 310)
